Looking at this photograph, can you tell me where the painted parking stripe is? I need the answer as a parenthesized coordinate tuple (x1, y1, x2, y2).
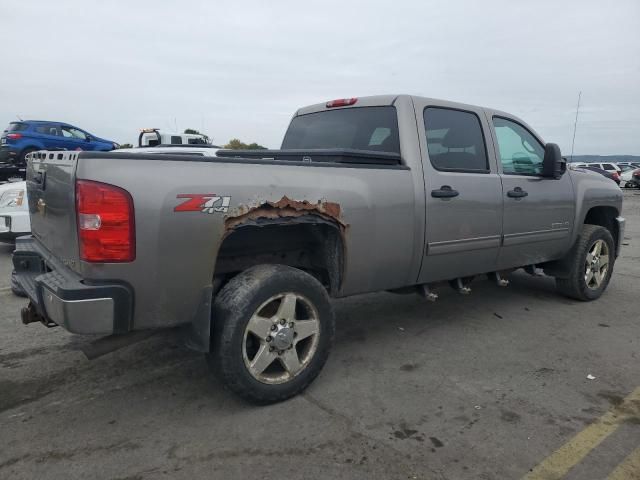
(522, 387, 640, 480)
(607, 446, 640, 480)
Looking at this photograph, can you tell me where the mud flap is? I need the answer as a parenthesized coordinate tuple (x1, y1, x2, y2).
(180, 285, 214, 352)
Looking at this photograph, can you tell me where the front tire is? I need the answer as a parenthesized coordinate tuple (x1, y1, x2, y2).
(555, 225, 615, 301)
(208, 264, 335, 404)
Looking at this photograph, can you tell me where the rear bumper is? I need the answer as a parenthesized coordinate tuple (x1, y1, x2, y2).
(12, 236, 133, 335)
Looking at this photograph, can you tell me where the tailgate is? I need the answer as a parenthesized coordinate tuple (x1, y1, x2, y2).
(26, 151, 80, 270)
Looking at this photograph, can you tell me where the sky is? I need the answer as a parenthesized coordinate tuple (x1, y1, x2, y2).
(1, 0, 639, 154)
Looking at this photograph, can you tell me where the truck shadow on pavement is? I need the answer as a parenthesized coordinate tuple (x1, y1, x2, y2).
(1, 268, 577, 415)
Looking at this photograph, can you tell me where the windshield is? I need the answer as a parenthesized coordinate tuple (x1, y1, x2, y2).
(281, 106, 400, 154)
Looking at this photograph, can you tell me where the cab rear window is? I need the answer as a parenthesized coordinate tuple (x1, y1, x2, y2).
(281, 106, 400, 154)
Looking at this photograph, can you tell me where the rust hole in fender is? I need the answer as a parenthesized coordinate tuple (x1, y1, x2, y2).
(223, 196, 347, 234)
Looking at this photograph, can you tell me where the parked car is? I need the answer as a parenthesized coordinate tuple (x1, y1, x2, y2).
(0, 180, 29, 243)
(0, 180, 29, 296)
(0, 121, 118, 180)
(573, 162, 622, 173)
(580, 166, 621, 185)
(621, 167, 640, 188)
(14, 95, 624, 404)
(585, 162, 622, 174)
(616, 161, 640, 169)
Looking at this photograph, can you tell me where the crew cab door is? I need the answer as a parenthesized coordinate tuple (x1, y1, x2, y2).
(415, 101, 503, 283)
(488, 115, 574, 269)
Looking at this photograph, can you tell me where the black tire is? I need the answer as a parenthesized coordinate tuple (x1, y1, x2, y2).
(555, 225, 615, 301)
(18, 148, 38, 165)
(13, 148, 38, 180)
(208, 264, 335, 404)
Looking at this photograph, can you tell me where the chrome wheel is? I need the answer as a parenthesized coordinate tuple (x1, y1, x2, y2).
(584, 239, 610, 290)
(242, 292, 320, 384)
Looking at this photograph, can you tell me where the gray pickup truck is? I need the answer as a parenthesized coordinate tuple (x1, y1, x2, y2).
(14, 95, 624, 403)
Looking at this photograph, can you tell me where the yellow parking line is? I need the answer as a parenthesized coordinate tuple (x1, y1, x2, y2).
(607, 446, 640, 480)
(522, 387, 640, 480)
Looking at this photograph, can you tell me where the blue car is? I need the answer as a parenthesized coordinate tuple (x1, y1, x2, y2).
(0, 121, 118, 180)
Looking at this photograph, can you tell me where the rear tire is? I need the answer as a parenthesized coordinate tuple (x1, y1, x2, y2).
(18, 148, 37, 165)
(555, 225, 615, 301)
(208, 264, 335, 404)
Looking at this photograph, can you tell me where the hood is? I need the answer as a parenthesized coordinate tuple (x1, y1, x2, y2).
(0, 180, 26, 194)
(92, 136, 116, 145)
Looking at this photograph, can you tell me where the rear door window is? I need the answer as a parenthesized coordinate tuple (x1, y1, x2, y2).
(35, 124, 60, 136)
(282, 106, 400, 154)
(423, 107, 489, 172)
(170, 136, 183, 144)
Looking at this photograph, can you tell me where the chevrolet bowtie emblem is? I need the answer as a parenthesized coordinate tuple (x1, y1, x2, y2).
(37, 198, 46, 215)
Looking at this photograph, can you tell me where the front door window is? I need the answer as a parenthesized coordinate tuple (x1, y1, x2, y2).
(493, 117, 544, 175)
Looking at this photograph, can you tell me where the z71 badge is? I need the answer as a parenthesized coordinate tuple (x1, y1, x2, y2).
(174, 194, 231, 214)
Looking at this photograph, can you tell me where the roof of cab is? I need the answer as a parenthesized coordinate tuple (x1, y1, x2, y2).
(295, 94, 506, 116)
(294, 94, 545, 144)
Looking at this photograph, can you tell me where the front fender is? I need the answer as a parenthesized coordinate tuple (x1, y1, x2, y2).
(568, 169, 623, 244)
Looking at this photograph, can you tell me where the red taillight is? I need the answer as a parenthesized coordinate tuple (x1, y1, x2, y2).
(7, 133, 22, 140)
(76, 180, 135, 262)
(326, 98, 358, 108)
(612, 172, 620, 180)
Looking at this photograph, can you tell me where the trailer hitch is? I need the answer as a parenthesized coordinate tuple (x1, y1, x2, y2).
(21, 302, 57, 328)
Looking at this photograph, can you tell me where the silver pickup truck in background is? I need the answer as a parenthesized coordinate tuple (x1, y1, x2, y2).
(14, 95, 624, 403)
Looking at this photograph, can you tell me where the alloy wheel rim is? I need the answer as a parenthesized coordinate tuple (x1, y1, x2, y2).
(584, 239, 610, 290)
(242, 292, 320, 384)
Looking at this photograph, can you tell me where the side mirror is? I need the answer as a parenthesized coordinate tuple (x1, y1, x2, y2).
(85, 135, 92, 142)
(542, 143, 565, 179)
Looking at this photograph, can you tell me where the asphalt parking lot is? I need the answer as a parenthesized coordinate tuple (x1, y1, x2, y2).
(1, 190, 639, 480)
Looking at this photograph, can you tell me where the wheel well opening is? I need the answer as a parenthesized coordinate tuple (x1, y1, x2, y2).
(584, 206, 619, 252)
(214, 220, 344, 296)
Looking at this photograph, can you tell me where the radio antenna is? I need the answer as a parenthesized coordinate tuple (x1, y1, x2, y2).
(570, 91, 582, 161)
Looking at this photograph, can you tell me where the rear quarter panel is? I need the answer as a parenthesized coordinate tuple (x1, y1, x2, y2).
(76, 155, 418, 330)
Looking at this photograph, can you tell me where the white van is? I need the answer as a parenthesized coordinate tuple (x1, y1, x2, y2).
(138, 128, 210, 147)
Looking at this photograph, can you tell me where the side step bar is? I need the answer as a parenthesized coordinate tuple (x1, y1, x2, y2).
(417, 271, 514, 302)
